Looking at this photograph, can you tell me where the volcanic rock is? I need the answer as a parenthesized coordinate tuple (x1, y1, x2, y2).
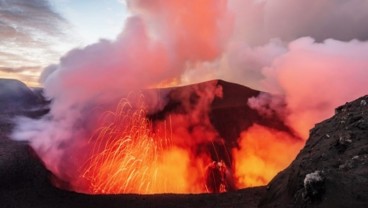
(153, 80, 292, 143)
(259, 95, 368, 208)
(150, 80, 293, 166)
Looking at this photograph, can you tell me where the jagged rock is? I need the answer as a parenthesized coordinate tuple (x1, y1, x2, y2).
(259, 95, 368, 208)
(302, 170, 325, 201)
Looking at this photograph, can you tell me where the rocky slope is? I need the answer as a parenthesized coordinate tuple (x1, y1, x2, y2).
(259, 95, 368, 208)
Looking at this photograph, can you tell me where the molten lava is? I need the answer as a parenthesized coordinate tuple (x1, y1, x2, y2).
(233, 124, 303, 187)
(72, 93, 303, 194)
(77, 96, 207, 194)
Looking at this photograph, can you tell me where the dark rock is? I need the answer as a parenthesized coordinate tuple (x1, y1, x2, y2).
(302, 170, 325, 201)
(259, 95, 368, 208)
(148, 80, 295, 165)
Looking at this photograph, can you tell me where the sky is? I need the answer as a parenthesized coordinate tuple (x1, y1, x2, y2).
(1, 0, 368, 89)
(0, 0, 128, 86)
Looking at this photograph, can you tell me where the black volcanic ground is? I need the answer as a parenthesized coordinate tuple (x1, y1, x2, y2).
(259, 95, 368, 208)
(0, 78, 367, 208)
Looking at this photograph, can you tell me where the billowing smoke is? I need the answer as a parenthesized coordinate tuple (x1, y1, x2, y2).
(10, 0, 368, 192)
(12, 0, 233, 190)
(183, 0, 368, 139)
(222, 37, 368, 139)
(261, 38, 368, 138)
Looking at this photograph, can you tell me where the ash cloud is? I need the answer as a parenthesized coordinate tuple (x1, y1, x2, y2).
(190, 0, 368, 88)
(224, 37, 368, 139)
(12, 0, 233, 183)
(182, 0, 368, 139)
(261, 38, 368, 138)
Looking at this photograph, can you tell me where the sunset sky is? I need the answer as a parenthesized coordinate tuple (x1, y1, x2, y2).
(0, 0, 129, 86)
(1, 0, 368, 89)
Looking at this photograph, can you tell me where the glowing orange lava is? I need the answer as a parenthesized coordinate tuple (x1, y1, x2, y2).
(75, 93, 304, 194)
(233, 124, 303, 187)
(77, 96, 206, 194)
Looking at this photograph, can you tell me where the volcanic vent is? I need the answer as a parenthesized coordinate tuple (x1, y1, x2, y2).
(11, 79, 302, 195)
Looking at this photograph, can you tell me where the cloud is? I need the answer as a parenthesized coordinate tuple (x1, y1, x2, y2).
(180, 0, 368, 139)
(228, 0, 368, 45)
(220, 36, 368, 139)
(0, 0, 66, 38)
(182, 0, 368, 89)
(261, 37, 368, 138)
(0, 0, 76, 86)
(0, 66, 41, 86)
(0, 66, 41, 73)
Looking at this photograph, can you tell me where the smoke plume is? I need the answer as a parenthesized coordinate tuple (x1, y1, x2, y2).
(182, 0, 368, 139)
(12, 0, 233, 189)
(262, 38, 368, 138)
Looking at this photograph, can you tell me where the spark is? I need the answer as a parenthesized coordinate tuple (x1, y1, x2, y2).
(79, 94, 176, 194)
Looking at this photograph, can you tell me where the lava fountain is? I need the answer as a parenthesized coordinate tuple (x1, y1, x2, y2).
(69, 88, 303, 195)
(74, 94, 208, 194)
(233, 124, 303, 187)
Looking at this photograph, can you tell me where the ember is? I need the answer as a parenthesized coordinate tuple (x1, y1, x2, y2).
(70, 91, 303, 194)
(76, 95, 207, 194)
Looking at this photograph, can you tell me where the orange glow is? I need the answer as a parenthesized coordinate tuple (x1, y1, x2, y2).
(0, 71, 41, 87)
(150, 78, 180, 89)
(76, 96, 207, 194)
(69, 88, 305, 194)
(233, 124, 303, 187)
(74, 97, 304, 194)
